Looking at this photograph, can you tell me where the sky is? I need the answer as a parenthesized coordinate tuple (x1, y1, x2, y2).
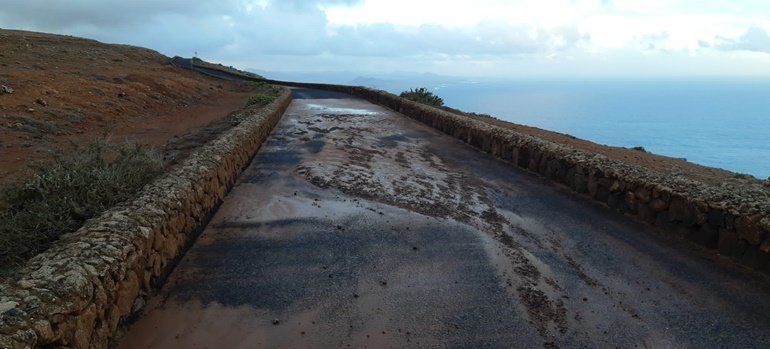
(2, 0, 770, 78)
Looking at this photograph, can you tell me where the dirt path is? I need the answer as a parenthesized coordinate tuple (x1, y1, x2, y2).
(117, 88, 770, 348)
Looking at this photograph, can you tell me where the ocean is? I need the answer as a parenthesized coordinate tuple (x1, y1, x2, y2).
(375, 78, 770, 179)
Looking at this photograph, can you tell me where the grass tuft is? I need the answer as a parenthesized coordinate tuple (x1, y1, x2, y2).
(8, 115, 59, 134)
(245, 93, 276, 107)
(64, 113, 85, 123)
(250, 81, 283, 93)
(0, 140, 164, 275)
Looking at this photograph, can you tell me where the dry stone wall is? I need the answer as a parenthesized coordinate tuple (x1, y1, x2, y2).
(0, 90, 292, 348)
(268, 80, 770, 275)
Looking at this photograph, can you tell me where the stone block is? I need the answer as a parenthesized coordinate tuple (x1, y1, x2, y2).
(649, 199, 668, 212)
(735, 216, 767, 246)
(572, 172, 589, 194)
(689, 224, 719, 248)
(115, 271, 140, 315)
(637, 204, 656, 224)
(718, 229, 748, 258)
(624, 191, 638, 212)
(72, 304, 98, 349)
(546, 158, 563, 181)
(607, 192, 628, 213)
(708, 209, 725, 228)
(761, 234, 770, 253)
(510, 147, 520, 165)
(668, 198, 687, 222)
(741, 246, 770, 273)
(634, 186, 651, 203)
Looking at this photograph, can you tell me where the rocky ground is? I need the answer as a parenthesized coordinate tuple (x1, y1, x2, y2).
(0, 29, 257, 184)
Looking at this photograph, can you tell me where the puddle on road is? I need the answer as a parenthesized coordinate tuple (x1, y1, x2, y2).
(305, 103, 381, 115)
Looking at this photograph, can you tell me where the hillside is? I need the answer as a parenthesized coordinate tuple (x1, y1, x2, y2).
(0, 29, 255, 184)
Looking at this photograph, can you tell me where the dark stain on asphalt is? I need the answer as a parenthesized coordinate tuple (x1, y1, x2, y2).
(160, 211, 539, 347)
(210, 217, 323, 230)
(302, 139, 325, 153)
(165, 218, 361, 311)
(241, 150, 303, 183)
(377, 133, 412, 148)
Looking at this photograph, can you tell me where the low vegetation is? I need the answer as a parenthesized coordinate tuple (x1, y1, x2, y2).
(245, 93, 276, 107)
(0, 140, 164, 275)
(7, 115, 59, 134)
(733, 172, 756, 180)
(251, 81, 282, 92)
(400, 87, 444, 107)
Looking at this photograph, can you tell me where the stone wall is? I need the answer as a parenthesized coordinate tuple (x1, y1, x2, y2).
(269, 80, 770, 274)
(0, 90, 292, 348)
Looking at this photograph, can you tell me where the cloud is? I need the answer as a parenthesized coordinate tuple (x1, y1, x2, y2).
(0, 0, 238, 29)
(1, 0, 770, 77)
(0, 0, 584, 60)
(636, 32, 670, 52)
(275, 0, 363, 11)
(323, 22, 586, 57)
(716, 27, 770, 54)
(232, 5, 587, 58)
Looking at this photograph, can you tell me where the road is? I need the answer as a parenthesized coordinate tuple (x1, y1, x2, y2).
(118, 88, 770, 348)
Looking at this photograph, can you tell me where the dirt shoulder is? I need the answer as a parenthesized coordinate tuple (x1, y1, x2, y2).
(0, 29, 255, 184)
(443, 106, 769, 188)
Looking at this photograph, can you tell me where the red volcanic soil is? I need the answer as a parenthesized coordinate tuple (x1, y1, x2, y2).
(0, 29, 254, 184)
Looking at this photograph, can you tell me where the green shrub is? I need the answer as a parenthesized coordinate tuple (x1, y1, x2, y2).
(245, 93, 276, 107)
(0, 140, 164, 274)
(8, 115, 59, 134)
(64, 112, 85, 123)
(399, 87, 444, 107)
(250, 81, 282, 94)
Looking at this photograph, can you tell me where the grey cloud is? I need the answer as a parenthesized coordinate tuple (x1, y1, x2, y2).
(636, 32, 669, 52)
(716, 27, 770, 54)
(0, 0, 239, 29)
(301, 21, 584, 57)
(274, 0, 363, 11)
(0, 0, 585, 72)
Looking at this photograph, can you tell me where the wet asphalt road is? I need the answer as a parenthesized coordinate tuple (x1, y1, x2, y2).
(118, 88, 770, 348)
